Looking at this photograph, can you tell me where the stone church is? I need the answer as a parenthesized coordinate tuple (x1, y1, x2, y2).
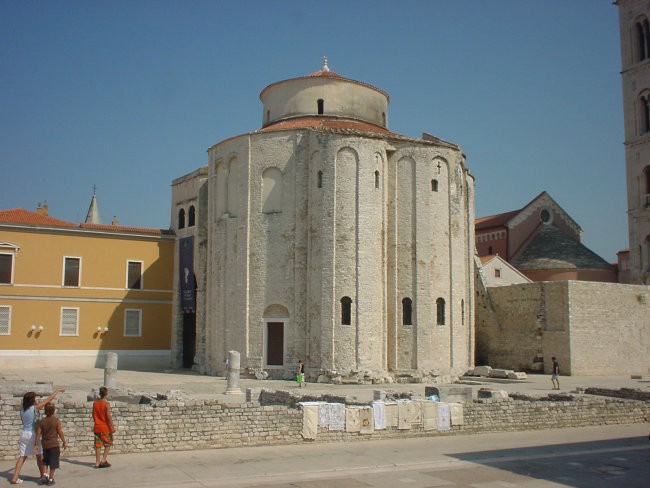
(171, 61, 475, 382)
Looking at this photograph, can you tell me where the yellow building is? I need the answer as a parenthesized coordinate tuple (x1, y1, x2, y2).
(0, 205, 175, 369)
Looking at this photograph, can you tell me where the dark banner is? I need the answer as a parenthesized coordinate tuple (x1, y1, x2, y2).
(179, 236, 196, 313)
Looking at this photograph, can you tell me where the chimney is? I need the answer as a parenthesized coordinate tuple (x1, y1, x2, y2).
(36, 201, 49, 217)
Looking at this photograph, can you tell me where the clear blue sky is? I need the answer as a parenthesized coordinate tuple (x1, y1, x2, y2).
(0, 0, 625, 261)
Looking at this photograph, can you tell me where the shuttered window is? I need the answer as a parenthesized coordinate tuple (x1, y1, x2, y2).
(124, 309, 142, 337)
(60, 308, 79, 336)
(0, 306, 10, 335)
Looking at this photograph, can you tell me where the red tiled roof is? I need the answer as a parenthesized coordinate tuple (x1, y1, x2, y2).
(0, 208, 173, 236)
(259, 116, 393, 136)
(479, 255, 496, 264)
(475, 210, 521, 231)
(0, 208, 75, 228)
(79, 222, 174, 236)
(308, 69, 345, 78)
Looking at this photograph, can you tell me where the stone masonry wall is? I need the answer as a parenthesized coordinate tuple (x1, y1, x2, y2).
(1, 392, 647, 461)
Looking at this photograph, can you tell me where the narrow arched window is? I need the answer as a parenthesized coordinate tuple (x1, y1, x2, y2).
(266, 109, 270, 124)
(488, 246, 493, 255)
(402, 298, 412, 326)
(382, 112, 386, 126)
(436, 298, 445, 326)
(636, 18, 650, 62)
(642, 95, 650, 133)
(644, 166, 650, 195)
(317, 99, 324, 115)
(341, 296, 352, 325)
(317, 170, 323, 189)
(461, 299, 465, 326)
(178, 208, 185, 229)
(375, 170, 380, 189)
(188, 205, 196, 227)
(431, 179, 438, 192)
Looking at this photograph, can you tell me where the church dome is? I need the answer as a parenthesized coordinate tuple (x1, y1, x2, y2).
(259, 58, 389, 130)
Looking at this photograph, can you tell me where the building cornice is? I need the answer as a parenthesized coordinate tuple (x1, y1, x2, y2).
(0, 223, 175, 241)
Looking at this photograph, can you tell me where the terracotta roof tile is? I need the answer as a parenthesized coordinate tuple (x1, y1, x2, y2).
(0, 208, 75, 228)
(475, 210, 521, 230)
(79, 222, 174, 236)
(259, 116, 392, 136)
(0, 208, 173, 236)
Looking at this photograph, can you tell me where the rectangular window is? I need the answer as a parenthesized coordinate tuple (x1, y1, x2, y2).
(0, 253, 13, 284)
(124, 309, 142, 337)
(63, 257, 81, 287)
(60, 308, 79, 336)
(494, 268, 501, 278)
(0, 306, 11, 335)
(127, 261, 143, 289)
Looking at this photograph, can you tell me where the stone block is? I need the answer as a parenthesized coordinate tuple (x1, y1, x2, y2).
(507, 372, 527, 380)
(473, 366, 492, 377)
(489, 369, 513, 378)
(424, 386, 474, 403)
(478, 388, 509, 399)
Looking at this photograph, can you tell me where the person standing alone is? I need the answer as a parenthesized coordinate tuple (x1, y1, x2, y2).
(551, 357, 560, 390)
(92, 386, 115, 468)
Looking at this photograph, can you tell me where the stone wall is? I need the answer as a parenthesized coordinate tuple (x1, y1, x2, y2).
(1, 392, 647, 461)
(476, 281, 650, 375)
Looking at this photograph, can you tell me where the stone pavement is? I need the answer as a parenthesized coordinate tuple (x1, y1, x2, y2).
(1, 367, 648, 404)
(1, 424, 648, 487)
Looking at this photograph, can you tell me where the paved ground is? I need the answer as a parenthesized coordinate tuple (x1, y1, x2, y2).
(1, 367, 649, 404)
(1, 368, 649, 486)
(1, 424, 648, 487)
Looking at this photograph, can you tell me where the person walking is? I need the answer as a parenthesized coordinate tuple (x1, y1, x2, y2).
(92, 386, 116, 468)
(10, 388, 65, 485)
(34, 402, 67, 485)
(296, 360, 305, 387)
(551, 357, 560, 390)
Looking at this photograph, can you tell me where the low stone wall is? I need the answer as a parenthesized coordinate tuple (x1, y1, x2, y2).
(1, 391, 648, 461)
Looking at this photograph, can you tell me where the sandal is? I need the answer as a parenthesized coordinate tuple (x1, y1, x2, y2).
(99, 461, 111, 468)
(10, 480, 24, 485)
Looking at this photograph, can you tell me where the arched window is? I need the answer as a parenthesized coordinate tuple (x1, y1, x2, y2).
(317, 170, 323, 189)
(436, 298, 445, 326)
(636, 18, 650, 62)
(341, 296, 352, 325)
(461, 299, 465, 326)
(382, 112, 386, 126)
(644, 166, 650, 196)
(178, 208, 185, 229)
(266, 109, 270, 124)
(431, 179, 438, 192)
(641, 95, 650, 133)
(188, 205, 196, 227)
(375, 170, 380, 189)
(317, 99, 324, 115)
(488, 246, 493, 255)
(262, 167, 283, 214)
(402, 298, 412, 326)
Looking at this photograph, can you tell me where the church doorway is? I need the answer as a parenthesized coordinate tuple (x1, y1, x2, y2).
(182, 312, 196, 368)
(266, 322, 284, 366)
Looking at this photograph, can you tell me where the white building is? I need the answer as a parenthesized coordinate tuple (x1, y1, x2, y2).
(171, 61, 476, 382)
(616, 0, 650, 284)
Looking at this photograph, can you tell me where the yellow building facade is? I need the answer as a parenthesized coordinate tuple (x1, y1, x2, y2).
(0, 208, 175, 369)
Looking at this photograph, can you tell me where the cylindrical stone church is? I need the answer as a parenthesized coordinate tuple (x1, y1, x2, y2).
(171, 61, 475, 382)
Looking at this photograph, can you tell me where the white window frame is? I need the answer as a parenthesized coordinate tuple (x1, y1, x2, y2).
(124, 309, 142, 337)
(126, 260, 144, 289)
(0, 252, 15, 285)
(60, 307, 79, 336)
(62, 256, 82, 287)
(0, 305, 11, 335)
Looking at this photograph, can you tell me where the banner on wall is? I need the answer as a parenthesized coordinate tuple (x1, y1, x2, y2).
(179, 236, 196, 313)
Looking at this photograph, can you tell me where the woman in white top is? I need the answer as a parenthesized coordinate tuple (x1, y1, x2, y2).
(10, 388, 64, 485)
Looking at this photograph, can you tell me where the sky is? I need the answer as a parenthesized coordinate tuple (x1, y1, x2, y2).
(0, 0, 626, 261)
